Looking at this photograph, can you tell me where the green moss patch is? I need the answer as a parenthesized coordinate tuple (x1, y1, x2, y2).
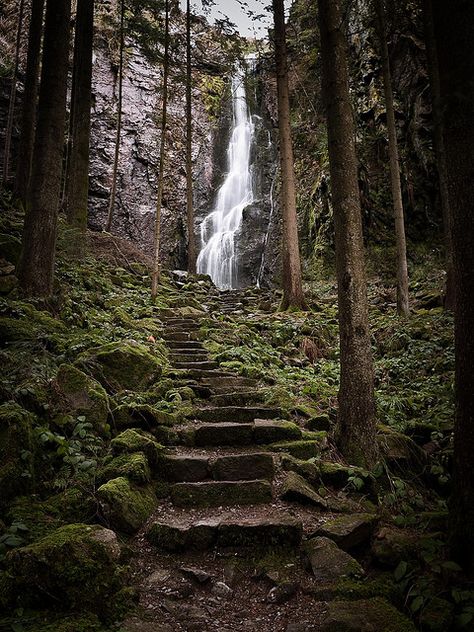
(97, 477, 156, 534)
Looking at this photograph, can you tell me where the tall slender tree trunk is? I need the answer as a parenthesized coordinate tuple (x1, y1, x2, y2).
(17, 0, 72, 298)
(432, 0, 474, 574)
(186, 0, 196, 274)
(422, 0, 454, 310)
(64, 0, 94, 252)
(2, 0, 26, 184)
(374, 0, 409, 317)
(105, 0, 124, 232)
(151, 0, 169, 299)
(272, 0, 306, 311)
(14, 0, 45, 203)
(318, 0, 378, 468)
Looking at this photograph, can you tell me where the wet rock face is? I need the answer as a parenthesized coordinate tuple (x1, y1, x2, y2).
(88, 41, 214, 270)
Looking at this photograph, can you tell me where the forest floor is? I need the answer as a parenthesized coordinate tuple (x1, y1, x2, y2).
(0, 192, 472, 631)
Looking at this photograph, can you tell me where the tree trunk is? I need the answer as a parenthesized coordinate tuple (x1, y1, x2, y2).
(2, 0, 26, 185)
(105, 0, 124, 232)
(186, 0, 196, 274)
(64, 0, 94, 253)
(432, 0, 474, 574)
(374, 0, 410, 317)
(17, 0, 72, 298)
(272, 0, 306, 311)
(151, 0, 169, 299)
(318, 0, 378, 468)
(14, 0, 45, 204)
(422, 0, 454, 311)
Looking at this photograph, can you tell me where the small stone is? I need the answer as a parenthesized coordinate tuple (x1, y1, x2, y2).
(211, 581, 233, 599)
(266, 581, 298, 604)
(145, 569, 171, 587)
(180, 566, 212, 584)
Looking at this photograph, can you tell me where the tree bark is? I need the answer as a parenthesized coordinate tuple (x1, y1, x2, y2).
(186, 0, 196, 274)
(64, 0, 94, 251)
(318, 0, 378, 468)
(2, 0, 26, 185)
(105, 0, 124, 232)
(422, 0, 454, 310)
(432, 0, 474, 574)
(17, 0, 72, 298)
(374, 0, 410, 317)
(151, 0, 169, 299)
(14, 0, 45, 204)
(272, 0, 306, 311)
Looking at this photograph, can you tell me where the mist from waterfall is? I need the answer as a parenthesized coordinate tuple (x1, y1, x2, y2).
(196, 64, 255, 289)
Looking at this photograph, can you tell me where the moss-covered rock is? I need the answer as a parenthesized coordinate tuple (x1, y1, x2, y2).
(419, 596, 454, 632)
(113, 403, 177, 430)
(0, 402, 36, 506)
(314, 513, 379, 550)
(111, 429, 164, 468)
(99, 452, 151, 485)
(5, 524, 124, 618)
(378, 425, 428, 474)
(320, 597, 416, 631)
(0, 233, 22, 265)
(304, 537, 364, 581)
(97, 477, 156, 534)
(77, 340, 163, 392)
(280, 471, 328, 508)
(371, 526, 426, 567)
(268, 439, 322, 459)
(55, 364, 109, 435)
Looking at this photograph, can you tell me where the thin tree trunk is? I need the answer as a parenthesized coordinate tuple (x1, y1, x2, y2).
(433, 0, 474, 574)
(272, 0, 306, 311)
(318, 0, 378, 468)
(105, 0, 124, 232)
(151, 0, 169, 299)
(14, 0, 45, 204)
(422, 0, 454, 310)
(186, 0, 196, 274)
(64, 0, 94, 252)
(17, 0, 72, 298)
(374, 0, 410, 317)
(2, 0, 26, 185)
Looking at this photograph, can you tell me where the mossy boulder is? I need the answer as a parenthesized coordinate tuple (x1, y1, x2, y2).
(378, 426, 428, 474)
(304, 537, 364, 581)
(0, 233, 22, 265)
(97, 477, 156, 534)
(5, 524, 124, 617)
(99, 452, 151, 485)
(280, 471, 328, 508)
(111, 429, 164, 468)
(55, 364, 109, 435)
(268, 439, 322, 459)
(308, 574, 400, 603)
(113, 403, 177, 430)
(0, 402, 36, 506)
(371, 526, 427, 567)
(77, 340, 163, 392)
(314, 513, 379, 551)
(320, 597, 416, 631)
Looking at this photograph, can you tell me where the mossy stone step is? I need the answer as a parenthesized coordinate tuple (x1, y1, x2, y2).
(158, 455, 210, 482)
(211, 453, 274, 481)
(170, 353, 209, 363)
(194, 406, 281, 423)
(163, 332, 193, 342)
(147, 516, 303, 552)
(254, 419, 302, 443)
(170, 479, 272, 507)
(166, 340, 204, 350)
(209, 390, 266, 406)
(174, 368, 235, 379)
(199, 376, 258, 391)
(189, 422, 254, 446)
(172, 361, 218, 370)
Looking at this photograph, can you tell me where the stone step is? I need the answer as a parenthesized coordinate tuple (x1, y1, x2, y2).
(199, 376, 258, 391)
(147, 515, 303, 552)
(194, 406, 281, 423)
(162, 319, 201, 326)
(166, 340, 205, 350)
(170, 479, 272, 507)
(209, 390, 266, 406)
(170, 353, 210, 363)
(174, 368, 233, 379)
(159, 452, 275, 482)
(163, 332, 193, 342)
(181, 420, 302, 447)
(172, 361, 219, 370)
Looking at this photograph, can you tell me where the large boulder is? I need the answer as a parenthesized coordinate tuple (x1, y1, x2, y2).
(320, 597, 416, 631)
(111, 428, 164, 468)
(304, 537, 364, 582)
(77, 340, 163, 392)
(55, 364, 109, 434)
(97, 477, 157, 534)
(5, 524, 124, 616)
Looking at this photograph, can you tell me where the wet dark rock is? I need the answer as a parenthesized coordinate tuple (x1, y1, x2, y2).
(211, 581, 234, 599)
(180, 566, 213, 584)
(304, 537, 364, 581)
(313, 513, 379, 551)
(280, 471, 328, 508)
(266, 581, 298, 604)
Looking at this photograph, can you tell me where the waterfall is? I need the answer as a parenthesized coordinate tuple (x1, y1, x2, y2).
(196, 64, 255, 289)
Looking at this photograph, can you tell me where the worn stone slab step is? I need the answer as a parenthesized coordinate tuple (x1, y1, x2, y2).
(194, 406, 282, 423)
(173, 361, 219, 370)
(199, 376, 258, 391)
(163, 332, 194, 342)
(162, 319, 201, 327)
(181, 421, 303, 447)
(174, 369, 233, 379)
(170, 356, 210, 366)
(159, 452, 275, 482)
(209, 390, 266, 407)
(170, 479, 272, 507)
(166, 340, 205, 350)
(147, 516, 303, 552)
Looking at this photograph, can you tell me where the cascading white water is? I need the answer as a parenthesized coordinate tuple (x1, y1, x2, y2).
(196, 65, 255, 289)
